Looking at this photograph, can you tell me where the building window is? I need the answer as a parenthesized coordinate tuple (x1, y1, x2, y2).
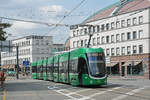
(116, 34, 120, 42)
(133, 45, 137, 54)
(93, 26, 96, 33)
(127, 32, 131, 40)
(111, 35, 114, 43)
(80, 29, 83, 35)
(139, 30, 143, 39)
(106, 36, 109, 43)
(73, 41, 76, 48)
(36, 40, 39, 45)
(77, 30, 79, 36)
(101, 36, 105, 44)
(101, 24, 105, 31)
(111, 48, 115, 56)
(97, 37, 100, 45)
(84, 39, 87, 47)
(127, 46, 131, 55)
(139, 45, 143, 54)
(97, 25, 100, 32)
(133, 31, 137, 39)
(88, 27, 91, 34)
(73, 31, 76, 37)
(81, 40, 83, 47)
(121, 47, 125, 55)
(121, 20, 125, 27)
(133, 17, 137, 25)
(106, 23, 109, 30)
(121, 33, 125, 41)
(116, 47, 120, 56)
(77, 41, 80, 47)
(84, 28, 87, 34)
(127, 19, 131, 26)
(116, 21, 120, 28)
(111, 22, 115, 29)
(139, 16, 143, 24)
(106, 49, 110, 56)
(93, 38, 96, 46)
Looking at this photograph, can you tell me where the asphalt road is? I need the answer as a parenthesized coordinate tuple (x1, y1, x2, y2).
(1, 76, 150, 100)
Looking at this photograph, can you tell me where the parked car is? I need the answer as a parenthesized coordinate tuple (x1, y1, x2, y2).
(7, 71, 16, 76)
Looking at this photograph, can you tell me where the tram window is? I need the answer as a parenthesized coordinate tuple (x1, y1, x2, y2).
(69, 59, 78, 73)
(54, 63, 59, 73)
(48, 64, 53, 73)
(40, 66, 43, 73)
(59, 61, 68, 73)
(43, 66, 47, 73)
(32, 66, 37, 73)
(37, 66, 39, 73)
(78, 58, 88, 74)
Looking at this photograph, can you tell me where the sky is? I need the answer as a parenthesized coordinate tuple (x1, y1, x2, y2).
(0, 0, 119, 43)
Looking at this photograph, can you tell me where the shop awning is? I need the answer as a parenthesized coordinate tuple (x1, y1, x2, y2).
(122, 61, 141, 66)
(122, 62, 130, 66)
(106, 62, 118, 67)
(134, 61, 142, 66)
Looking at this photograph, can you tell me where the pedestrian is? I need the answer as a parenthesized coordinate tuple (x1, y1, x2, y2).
(0, 70, 6, 89)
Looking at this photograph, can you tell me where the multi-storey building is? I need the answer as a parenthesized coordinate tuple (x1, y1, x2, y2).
(70, 0, 150, 79)
(0, 40, 12, 67)
(53, 44, 64, 52)
(1, 35, 53, 70)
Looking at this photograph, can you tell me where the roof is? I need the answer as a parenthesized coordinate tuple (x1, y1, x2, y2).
(84, 0, 150, 23)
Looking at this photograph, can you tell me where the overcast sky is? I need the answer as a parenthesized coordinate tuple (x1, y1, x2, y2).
(0, 0, 119, 43)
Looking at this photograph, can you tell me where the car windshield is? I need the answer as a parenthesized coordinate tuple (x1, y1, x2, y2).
(87, 53, 106, 77)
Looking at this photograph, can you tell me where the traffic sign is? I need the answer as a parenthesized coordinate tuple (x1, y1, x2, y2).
(23, 61, 30, 67)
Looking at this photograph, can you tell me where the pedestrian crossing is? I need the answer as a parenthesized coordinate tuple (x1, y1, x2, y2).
(48, 85, 150, 100)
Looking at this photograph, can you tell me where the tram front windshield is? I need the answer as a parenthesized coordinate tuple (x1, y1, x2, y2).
(87, 53, 106, 77)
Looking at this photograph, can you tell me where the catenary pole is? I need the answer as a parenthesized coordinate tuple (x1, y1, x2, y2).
(16, 46, 19, 79)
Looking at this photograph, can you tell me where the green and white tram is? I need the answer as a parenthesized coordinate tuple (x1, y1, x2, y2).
(37, 60, 43, 80)
(33, 48, 107, 86)
(43, 59, 48, 80)
(31, 61, 37, 79)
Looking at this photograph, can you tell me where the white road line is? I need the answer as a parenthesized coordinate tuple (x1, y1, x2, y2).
(67, 89, 92, 96)
(112, 87, 145, 100)
(77, 87, 122, 100)
(89, 87, 122, 98)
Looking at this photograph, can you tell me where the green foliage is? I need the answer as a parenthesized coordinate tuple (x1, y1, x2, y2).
(0, 23, 11, 41)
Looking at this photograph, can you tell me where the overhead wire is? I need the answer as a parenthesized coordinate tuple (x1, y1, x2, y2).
(0, 16, 69, 27)
(45, 0, 87, 35)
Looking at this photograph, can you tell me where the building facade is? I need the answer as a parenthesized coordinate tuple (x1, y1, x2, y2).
(1, 35, 53, 70)
(0, 40, 13, 68)
(53, 44, 64, 52)
(70, 0, 150, 79)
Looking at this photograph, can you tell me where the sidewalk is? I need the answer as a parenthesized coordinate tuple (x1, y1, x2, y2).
(108, 76, 150, 87)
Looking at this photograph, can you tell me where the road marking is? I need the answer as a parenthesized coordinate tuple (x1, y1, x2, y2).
(78, 87, 122, 100)
(112, 87, 145, 100)
(3, 89, 6, 100)
(66, 87, 122, 100)
(66, 89, 92, 96)
(48, 85, 123, 100)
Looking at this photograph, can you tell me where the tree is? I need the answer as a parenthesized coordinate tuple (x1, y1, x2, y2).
(0, 23, 11, 41)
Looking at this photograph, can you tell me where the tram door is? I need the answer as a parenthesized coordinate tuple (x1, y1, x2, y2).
(121, 66, 125, 76)
(78, 58, 88, 85)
